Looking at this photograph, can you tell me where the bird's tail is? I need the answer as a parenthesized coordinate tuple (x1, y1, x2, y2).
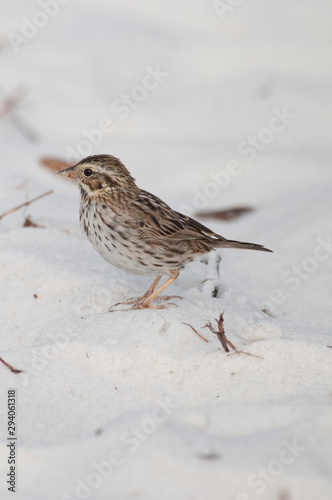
(215, 238, 273, 253)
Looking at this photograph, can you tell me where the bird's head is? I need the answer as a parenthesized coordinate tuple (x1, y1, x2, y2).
(57, 154, 137, 198)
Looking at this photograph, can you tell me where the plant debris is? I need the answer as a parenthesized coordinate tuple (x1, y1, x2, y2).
(0, 190, 53, 221)
(0, 84, 38, 141)
(23, 216, 41, 228)
(184, 313, 264, 358)
(195, 206, 254, 221)
(203, 313, 236, 352)
(197, 450, 221, 461)
(40, 157, 72, 175)
(182, 323, 209, 343)
(0, 357, 23, 374)
(16, 179, 29, 190)
(262, 308, 275, 317)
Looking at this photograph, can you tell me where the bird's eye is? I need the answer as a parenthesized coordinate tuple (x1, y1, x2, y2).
(84, 168, 93, 177)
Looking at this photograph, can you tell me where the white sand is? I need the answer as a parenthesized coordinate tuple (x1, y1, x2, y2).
(0, 1, 332, 499)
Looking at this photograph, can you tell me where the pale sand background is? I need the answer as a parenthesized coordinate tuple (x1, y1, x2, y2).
(0, 1, 332, 499)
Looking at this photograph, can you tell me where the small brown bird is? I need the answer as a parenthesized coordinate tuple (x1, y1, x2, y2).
(58, 155, 272, 310)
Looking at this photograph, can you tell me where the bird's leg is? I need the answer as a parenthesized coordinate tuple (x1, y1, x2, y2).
(110, 276, 162, 309)
(110, 271, 182, 311)
(133, 270, 180, 310)
(122, 276, 162, 304)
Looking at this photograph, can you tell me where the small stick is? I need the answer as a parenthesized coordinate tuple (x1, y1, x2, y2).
(182, 323, 209, 343)
(227, 350, 264, 360)
(0, 84, 28, 117)
(16, 178, 29, 190)
(0, 357, 23, 374)
(204, 314, 264, 358)
(203, 313, 235, 352)
(0, 190, 53, 220)
(0, 84, 39, 142)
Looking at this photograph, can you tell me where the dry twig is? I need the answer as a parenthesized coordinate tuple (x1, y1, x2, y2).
(0, 84, 28, 117)
(203, 313, 236, 352)
(0, 357, 23, 374)
(262, 308, 275, 317)
(0, 84, 38, 141)
(182, 323, 209, 343)
(0, 190, 53, 221)
(201, 313, 264, 358)
(15, 179, 29, 190)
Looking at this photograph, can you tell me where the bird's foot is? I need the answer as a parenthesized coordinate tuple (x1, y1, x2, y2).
(132, 301, 179, 310)
(109, 295, 182, 312)
(155, 295, 182, 302)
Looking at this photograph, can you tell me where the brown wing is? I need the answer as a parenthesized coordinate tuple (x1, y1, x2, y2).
(122, 190, 272, 253)
(124, 189, 224, 243)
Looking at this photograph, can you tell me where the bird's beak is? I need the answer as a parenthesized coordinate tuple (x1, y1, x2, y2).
(57, 165, 77, 180)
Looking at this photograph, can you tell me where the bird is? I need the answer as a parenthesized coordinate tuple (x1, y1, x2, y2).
(57, 154, 272, 310)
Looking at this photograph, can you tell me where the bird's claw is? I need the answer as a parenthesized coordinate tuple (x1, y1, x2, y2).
(109, 298, 180, 312)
